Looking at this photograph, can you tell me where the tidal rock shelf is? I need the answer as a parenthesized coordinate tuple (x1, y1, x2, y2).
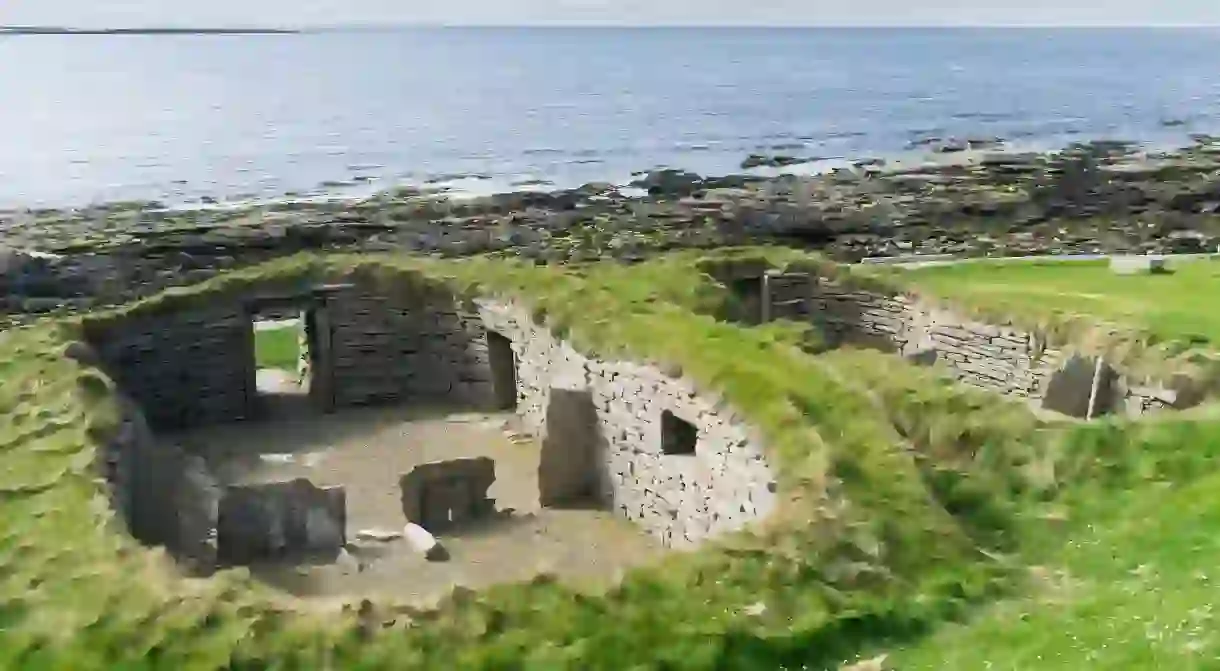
(7, 138, 1220, 328)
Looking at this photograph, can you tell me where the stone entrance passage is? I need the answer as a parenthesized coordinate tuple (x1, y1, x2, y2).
(538, 389, 605, 508)
(487, 331, 518, 411)
(243, 286, 344, 419)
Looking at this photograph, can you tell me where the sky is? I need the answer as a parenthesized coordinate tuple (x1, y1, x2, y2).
(5, 0, 1220, 28)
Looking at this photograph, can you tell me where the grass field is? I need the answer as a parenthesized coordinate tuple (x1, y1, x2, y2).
(889, 258, 1220, 348)
(253, 324, 299, 371)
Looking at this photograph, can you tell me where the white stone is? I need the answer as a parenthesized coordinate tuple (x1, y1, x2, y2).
(355, 528, 403, 542)
(1110, 255, 1167, 275)
(403, 523, 447, 561)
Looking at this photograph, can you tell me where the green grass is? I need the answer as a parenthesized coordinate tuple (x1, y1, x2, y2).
(893, 414, 1220, 670)
(887, 258, 1220, 349)
(253, 324, 300, 371)
(4, 247, 1220, 668)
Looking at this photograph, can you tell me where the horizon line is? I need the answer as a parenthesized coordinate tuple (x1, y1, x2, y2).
(8, 22, 1220, 31)
(312, 22, 1220, 29)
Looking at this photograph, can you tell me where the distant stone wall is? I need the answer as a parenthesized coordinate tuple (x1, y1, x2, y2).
(478, 300, 778, 548)
(86, 306, 255, 431)
(324, 282, 495, 408)
(761, 270, 1189, 418)
(84, 278, 501, 431)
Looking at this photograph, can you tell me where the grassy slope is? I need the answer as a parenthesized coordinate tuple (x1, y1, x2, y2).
(830, 257, 1220, 669)
(4, 248, 1219, 669)
(893, 412, 1220, 670)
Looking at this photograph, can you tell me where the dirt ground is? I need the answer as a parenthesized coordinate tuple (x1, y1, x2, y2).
(164, 370, 665, 606)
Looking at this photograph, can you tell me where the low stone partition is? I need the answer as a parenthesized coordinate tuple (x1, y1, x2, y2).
(478, 301, 778, 548)
(216, 479, 346, 566)
(399, 458, 497, 533)
(755, 269, 1193, 418)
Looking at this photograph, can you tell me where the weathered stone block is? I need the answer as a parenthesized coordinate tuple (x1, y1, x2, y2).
(216, 479, 346, 566)
(1111, 255, 1169, 275)
(1041, 354, 1118, 418)
(400, 457, 497, 533)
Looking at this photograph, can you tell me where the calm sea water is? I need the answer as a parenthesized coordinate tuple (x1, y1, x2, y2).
(2, 27, 1220, 208)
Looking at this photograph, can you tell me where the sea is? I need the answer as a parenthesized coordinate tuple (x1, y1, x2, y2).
(2, 26, 1220, 209)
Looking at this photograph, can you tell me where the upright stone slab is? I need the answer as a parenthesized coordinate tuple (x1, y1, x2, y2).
(216, 478, 346, 565)
(399, 458, 496, 533)
(1041, 354, 1118, 418)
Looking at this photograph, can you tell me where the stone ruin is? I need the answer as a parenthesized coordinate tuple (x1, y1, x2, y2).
(712, 260, 1202, 419)
(84, 269, 781, 577)
(85, 257, 1207, 583)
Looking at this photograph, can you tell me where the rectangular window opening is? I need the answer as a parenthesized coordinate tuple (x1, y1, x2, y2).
(661, 410, 698, 456)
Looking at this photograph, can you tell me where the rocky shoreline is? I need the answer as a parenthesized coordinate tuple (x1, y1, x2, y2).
(4, 137, 1220, 325)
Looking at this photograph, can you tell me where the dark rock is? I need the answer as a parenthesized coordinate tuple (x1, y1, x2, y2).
(216, 479, 346, 566)
(1042, 354, 1118, 419)
(628, 169, 706, 197)
(741, 154, 815, 169)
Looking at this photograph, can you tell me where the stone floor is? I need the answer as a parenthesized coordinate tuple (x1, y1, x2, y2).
(164, 373, 665, 607)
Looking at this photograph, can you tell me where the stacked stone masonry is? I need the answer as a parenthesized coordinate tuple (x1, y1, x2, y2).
(85, 281, 498, 431)
(762, 270, 1185, 418)
(85, 277, 780, 564)
(325, 284, 494, 408)
(98, 394, 220, 574)
(478, 300, 778, 549)
(87, 307, 254, 431)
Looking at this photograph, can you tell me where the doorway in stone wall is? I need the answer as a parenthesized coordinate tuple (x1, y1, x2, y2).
(487, 331, 518, 411)
(538, 389, 608, 509)
(245, 292, 335, 420)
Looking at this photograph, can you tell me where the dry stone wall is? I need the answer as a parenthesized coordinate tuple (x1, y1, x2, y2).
(325, 282, 495, 408)
(478, 300, 778, 549)
(762, 270, 1186, 418)
(87, 276, 781, 556)
(86, 307, 254, 431)
(98, 394, 220, 574)
(86, 280, 501, 431)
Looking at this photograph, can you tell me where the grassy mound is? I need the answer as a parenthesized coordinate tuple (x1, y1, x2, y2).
(0, 248, 1215, 669)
